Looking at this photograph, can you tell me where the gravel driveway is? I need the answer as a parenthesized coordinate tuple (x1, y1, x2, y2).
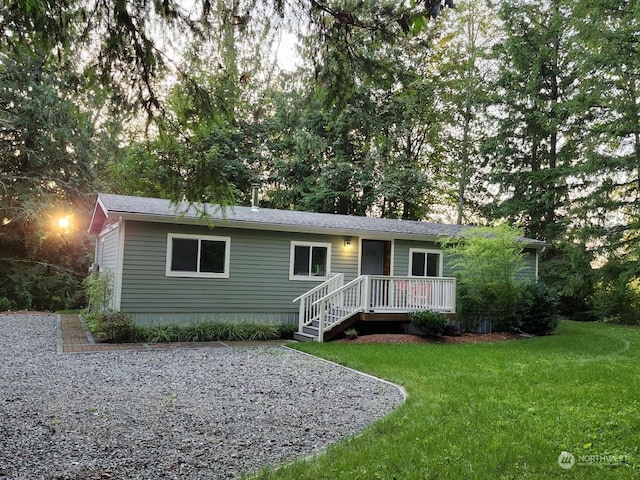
(0, 314, 404, 480)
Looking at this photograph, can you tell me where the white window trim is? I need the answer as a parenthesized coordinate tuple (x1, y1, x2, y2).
(289, 241, 332, 281)
(408, 248, 443, 277)
(166, 233, 231, 278)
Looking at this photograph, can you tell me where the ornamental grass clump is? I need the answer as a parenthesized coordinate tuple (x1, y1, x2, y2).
(135, 320, 287, 343)
(84, 314, 292, 344)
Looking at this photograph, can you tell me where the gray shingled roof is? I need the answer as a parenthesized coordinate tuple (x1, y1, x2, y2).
(94, 193, 547, 247)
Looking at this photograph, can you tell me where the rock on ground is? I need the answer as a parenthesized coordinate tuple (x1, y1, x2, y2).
(0, 314, 404, 480)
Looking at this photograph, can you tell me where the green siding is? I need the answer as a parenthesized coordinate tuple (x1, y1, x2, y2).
(98, 225, 120, 310)
(99, 226, 119, 274)
(519, 248, 538, 280)
(394, 239, 451, 276)
(118, 220, 539, 324)
(120, 221, 359, 323)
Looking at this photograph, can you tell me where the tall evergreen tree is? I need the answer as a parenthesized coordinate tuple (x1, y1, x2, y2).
(262, 1, 451, 218)
(483, 0, 579, 242)
(262, 82, 378, 215)
(570, 0, 640, 258)
(434, 0, 500, 224)
(107, 0, 279, 207)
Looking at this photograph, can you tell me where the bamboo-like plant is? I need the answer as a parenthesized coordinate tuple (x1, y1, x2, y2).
(444, 225, 526, 332)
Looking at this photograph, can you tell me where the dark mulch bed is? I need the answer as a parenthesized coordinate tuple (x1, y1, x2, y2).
(338, 332, 523, 344)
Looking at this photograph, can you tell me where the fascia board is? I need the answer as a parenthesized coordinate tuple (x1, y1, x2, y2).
(88, 197, 108, 235)
(108, 211, 548, 249)
(111, 212, 443, 243)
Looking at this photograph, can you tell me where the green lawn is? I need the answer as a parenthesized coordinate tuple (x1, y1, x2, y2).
(251, 321, 640, 479)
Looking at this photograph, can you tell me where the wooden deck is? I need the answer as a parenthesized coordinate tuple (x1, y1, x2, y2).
(293, 311, 459, 342)
(358, 312, 457, 322)
(294, 274, 457, 342)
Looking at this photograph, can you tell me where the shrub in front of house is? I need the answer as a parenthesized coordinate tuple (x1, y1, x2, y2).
(457, 281, 560, 335)
(443, 324, 461, 336)
(456, 284, 496, 333)
(88, 310, 137, 343)
(444, 225, 527, 333)
(276, 323, 297, 340)
(83, 271, 113, 314)
(516, 281, 560, 335)
(409, 310, 448, 336)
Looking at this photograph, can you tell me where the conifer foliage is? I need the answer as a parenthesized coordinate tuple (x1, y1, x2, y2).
(1, 0, 639, 320)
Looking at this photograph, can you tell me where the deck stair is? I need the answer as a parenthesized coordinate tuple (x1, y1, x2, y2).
(293, 274, 456, 342)
(294, 307, 360, 342)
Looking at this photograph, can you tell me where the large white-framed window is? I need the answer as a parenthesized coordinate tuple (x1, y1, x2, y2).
(289, 241, 331, 281)
(166, 233, 231, 278)
(408, 248, 443, 277)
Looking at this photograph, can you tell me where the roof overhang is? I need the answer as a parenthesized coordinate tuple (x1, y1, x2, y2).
(88, 194, 549, 249)
(95, 210, 546, 249)
(106, 211, 447, 243)
(88, 196, 108, 235)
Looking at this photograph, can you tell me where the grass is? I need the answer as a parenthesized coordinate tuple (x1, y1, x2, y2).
(250, 321, 640, 479)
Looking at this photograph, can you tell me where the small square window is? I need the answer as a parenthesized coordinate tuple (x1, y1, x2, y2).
(409, 249, 442, 277)
(290, 242, 331, 280)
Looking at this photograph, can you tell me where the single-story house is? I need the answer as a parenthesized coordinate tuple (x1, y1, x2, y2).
(88, 192, 546, 341)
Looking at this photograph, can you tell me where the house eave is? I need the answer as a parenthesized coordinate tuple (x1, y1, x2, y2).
(88, 197, 108, 235)
(109, 212, 446, 243)
(92, 193, 547, 247)
(101, 211, 547, 248)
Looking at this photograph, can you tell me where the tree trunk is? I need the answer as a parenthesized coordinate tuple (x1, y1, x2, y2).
(457, 103, 472, 225)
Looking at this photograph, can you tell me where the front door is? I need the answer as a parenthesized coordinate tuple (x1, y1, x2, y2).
(361, 240, 391, 276)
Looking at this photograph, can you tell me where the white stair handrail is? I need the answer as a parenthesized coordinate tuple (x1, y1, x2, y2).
(292, 273, 343, 303)
(293, 273, 344, 333)
(313, 276, 368, 342)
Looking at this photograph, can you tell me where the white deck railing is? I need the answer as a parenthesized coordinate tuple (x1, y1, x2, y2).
(368, 276, 456, 313)
(295, 275, 456, 342)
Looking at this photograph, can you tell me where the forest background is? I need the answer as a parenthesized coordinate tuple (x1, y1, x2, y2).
(1, 0, 638, 324)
